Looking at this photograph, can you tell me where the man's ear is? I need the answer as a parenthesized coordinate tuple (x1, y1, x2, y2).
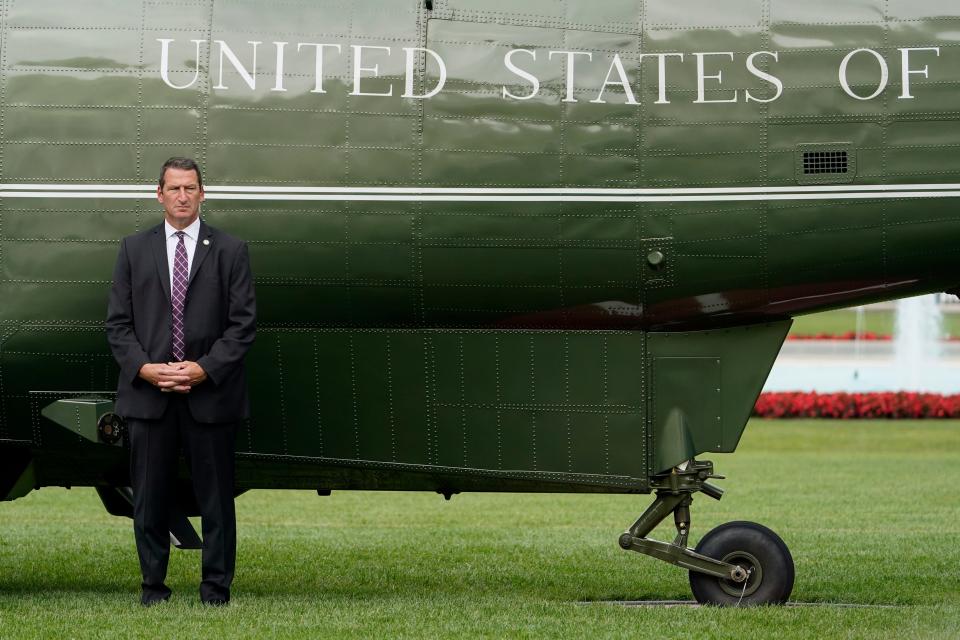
(156, 187, 163, 203)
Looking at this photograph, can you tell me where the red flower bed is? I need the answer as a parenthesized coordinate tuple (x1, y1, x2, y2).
(753, 391, 960, 418)
(787, 332, 960, 341)
(787, 331, 891, 341)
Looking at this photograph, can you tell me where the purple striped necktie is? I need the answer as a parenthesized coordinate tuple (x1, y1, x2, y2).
(171, 231, 188, 362)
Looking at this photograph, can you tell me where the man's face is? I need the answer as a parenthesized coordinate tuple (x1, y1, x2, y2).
(158, 168, 204, 229)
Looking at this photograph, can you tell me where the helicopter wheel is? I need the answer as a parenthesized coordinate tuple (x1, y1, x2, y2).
(689, 521, 794, 606)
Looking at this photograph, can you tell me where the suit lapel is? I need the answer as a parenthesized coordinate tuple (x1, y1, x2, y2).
(151, 224, 171, 301)
(189, 221, 213, 285)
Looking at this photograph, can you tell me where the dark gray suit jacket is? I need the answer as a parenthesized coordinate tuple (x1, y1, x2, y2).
(106, 221, 256, 423)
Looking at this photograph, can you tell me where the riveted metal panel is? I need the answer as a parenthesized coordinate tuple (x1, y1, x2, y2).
(243, 328, 649, 489)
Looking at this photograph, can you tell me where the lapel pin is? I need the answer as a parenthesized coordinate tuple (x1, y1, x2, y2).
(203, 239, 210, 246)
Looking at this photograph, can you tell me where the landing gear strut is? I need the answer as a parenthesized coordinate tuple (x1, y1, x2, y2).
(618, 460, 794, 606)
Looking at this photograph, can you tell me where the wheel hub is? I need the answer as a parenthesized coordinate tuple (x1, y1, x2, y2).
(719, 550, 762, 597)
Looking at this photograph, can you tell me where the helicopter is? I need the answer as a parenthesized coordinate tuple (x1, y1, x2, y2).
(2, 0, 958, 605)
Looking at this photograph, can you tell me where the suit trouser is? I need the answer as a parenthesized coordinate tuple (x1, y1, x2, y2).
(128, 395, 237, 602)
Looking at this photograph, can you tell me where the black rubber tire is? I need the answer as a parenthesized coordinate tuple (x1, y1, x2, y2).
(689, 521, 794, 606)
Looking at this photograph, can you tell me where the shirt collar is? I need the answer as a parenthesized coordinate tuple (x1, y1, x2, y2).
(165, 217, 201, 242)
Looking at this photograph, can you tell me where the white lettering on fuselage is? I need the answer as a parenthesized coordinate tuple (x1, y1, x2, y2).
(502, 49, 539, 100)
(898, 47, 940, 99)
(839, 47, 942, 101)
(156, 39, 942, 105)
(839, 48, 889, 100)
(213, 40, 261, 91)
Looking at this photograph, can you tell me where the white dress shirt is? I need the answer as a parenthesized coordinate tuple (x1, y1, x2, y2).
(165, 217, 200, 288)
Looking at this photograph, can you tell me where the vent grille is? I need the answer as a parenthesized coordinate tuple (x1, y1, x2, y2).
(802, 150, 848, 175)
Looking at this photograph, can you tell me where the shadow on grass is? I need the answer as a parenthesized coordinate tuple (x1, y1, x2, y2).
(0, 542, 689, 603)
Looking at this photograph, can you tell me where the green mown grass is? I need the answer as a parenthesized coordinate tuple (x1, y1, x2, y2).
(790, 308, 960, 338)
(1, 420, 959, 638)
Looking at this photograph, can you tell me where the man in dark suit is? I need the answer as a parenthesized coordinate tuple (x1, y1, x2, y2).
(106, 157, 256, 606)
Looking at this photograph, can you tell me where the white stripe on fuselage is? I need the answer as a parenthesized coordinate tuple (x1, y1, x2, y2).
(1, 183, 960, 202)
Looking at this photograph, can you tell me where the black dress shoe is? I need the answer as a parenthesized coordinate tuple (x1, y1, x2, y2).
(141, 593, 171, 607)
(201, 598, 229, 607)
